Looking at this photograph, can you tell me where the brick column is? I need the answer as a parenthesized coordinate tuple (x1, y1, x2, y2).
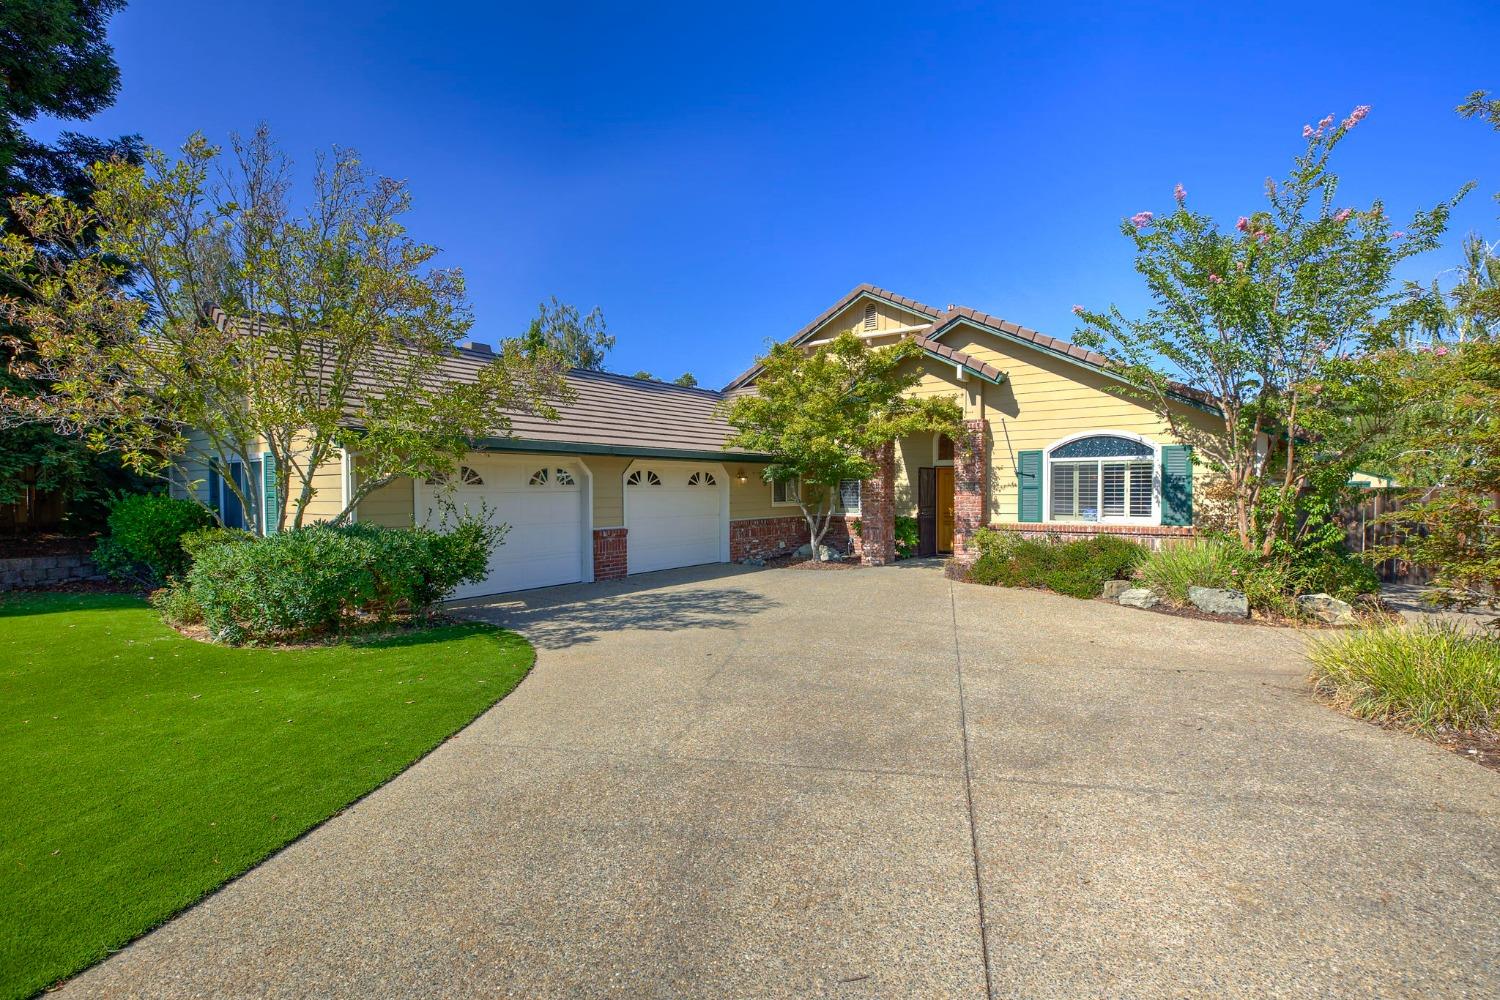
(953, 419, 988, 561)
(859, 441, 896, 566)
(593, 527, 628, 581)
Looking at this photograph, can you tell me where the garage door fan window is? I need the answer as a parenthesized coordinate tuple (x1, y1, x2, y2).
(425, 466, 483, 487)
(626, 469, 662, 486)
(687, 471, 717, 487)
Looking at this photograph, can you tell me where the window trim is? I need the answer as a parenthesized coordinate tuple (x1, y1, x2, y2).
(771, 477, 801, 507)
(1042, 431, 1161, 525)
(838, 478, 861, 514)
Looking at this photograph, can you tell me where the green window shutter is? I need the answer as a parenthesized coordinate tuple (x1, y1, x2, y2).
(1016, 450, 1043, 523)
(1161, 445, 1193, 526)
(262, 451, 278, 535)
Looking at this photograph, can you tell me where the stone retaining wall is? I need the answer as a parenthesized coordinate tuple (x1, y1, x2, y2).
(0, 553, 105, 590)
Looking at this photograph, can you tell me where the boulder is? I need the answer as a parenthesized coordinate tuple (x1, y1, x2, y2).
(1298, 592, 1355, 625)
(1118, 588, 1160, 609)
(1188, 586, 1249, 618)
(793, 542, 841, 561)
(1101, 579, 1134, 600)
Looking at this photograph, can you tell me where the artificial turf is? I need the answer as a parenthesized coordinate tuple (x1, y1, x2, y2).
(0, 591, 533, 999)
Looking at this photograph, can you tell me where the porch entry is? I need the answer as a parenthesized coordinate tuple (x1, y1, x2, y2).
(916, 467, 955, 557)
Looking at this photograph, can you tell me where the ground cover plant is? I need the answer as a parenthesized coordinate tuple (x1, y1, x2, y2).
(0, 591, 533, 999)
(1309, 623, 1500, 734)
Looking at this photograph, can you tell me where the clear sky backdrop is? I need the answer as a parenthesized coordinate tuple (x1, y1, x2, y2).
(29, 1, 1500, 388)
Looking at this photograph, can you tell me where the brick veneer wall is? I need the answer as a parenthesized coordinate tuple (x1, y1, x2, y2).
(824, 515, 864, 559)
(592, 527, 628, 581)
(953, 419, 988, 560)
(859, 442, 896, 566)
(0, 553, 104, 590)
(730, 516, 809, 561)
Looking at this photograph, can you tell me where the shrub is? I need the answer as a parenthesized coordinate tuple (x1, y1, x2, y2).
(967, 531, 1143, 599)
(149, 582, 203, 627)
(1136, 540, 1238, 606)
(1290, 552, 1380, 603)
(1309, 623, 1500, 733)
(180, 526, 255, 562)
(92, 494, 215, 585)
(893, 515, 918, 559)
(182, 516, 502, 643)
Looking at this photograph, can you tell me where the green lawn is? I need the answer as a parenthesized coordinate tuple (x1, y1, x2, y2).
(0, 592, 533, 999)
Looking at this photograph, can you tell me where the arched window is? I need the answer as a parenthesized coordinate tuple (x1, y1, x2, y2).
(687, 471, 716, 487)
(626, 469, 662, 487)
(426, 465, 483, 487)
(1046, 434, 1156, 522)
(528, 468, 550, 486)
(553, 468, 576, 486)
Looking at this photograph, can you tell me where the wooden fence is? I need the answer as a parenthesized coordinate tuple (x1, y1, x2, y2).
(1342, 489, 1432, 584)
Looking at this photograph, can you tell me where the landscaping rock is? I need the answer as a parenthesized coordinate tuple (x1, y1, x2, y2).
(1118, 588, 1160, 609)
(1100, 579, 1134, 600)
(739, 557, 766, 567)
(793, 543, 841, 562)
(1189, 586, 1249, 618)
(1298, 592, 1355, 625)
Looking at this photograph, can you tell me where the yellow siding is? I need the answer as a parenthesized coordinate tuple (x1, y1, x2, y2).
(802, 298, 931, 347)
(898, 325, 1219, 523)
(356, 473, 415, 528)
(584, 456, 632, 527)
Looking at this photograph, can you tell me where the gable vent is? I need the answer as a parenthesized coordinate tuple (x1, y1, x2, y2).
(863, 303, 877, 331)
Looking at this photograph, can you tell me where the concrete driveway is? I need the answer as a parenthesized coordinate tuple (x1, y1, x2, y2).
(67, 563, 1499, 998)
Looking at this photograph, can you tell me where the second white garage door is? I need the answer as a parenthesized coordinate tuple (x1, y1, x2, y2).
(625, 462, 727, 575)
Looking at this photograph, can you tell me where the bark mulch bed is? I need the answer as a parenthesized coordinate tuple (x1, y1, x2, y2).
(1432, 727, 1500, 773)
(764, 554, 862, 571)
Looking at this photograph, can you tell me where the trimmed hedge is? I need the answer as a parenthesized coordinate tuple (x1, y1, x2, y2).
(92, 494, 216, 585)
(174, 519, 502, 644)
(967, 528, 1144, 599)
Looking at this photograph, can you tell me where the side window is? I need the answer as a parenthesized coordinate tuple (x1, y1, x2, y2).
(772, 478, 800, 505)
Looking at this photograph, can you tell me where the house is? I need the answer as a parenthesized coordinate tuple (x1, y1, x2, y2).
(174, 284, 1217, 599)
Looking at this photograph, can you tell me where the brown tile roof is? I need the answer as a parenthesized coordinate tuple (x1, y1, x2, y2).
(911, 333, 1007, 384)
(442, 349, 746, 456)
(926, 306, 1113, 369)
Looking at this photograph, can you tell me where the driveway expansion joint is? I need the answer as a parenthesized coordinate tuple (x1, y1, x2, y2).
(949, 579, 997, 1000)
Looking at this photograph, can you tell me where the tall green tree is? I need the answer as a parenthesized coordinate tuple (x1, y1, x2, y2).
(1367, 93, 1500, 628)
(1073, 105, 1464, 553)
(720, 333, 960, 560)
(2, 0, 143, 526)
(520, 296, 612, 370)
(0, 128, 570, 531)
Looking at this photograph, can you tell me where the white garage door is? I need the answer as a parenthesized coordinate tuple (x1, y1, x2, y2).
(625, 463, 725, 575)
(417, 458, 585, 599)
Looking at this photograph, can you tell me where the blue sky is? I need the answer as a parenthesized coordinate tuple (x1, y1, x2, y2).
(29, 1, 1500, 387)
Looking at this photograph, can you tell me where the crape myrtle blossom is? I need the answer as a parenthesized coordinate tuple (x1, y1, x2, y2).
(1071, 304, 1084, 315)
(1208, 273, 1224, 284)
(1130, 211, 1154, 228)
(1334, 208, 1353, 222)
(1174, 183, 1186, 204)
(1236, 216, 1249, 231)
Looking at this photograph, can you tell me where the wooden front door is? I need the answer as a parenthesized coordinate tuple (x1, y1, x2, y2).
(917, 467, 937, 557)
(936, 466, 955, 553)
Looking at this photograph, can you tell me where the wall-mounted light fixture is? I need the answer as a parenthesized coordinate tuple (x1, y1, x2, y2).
(736, 467, 747, 484)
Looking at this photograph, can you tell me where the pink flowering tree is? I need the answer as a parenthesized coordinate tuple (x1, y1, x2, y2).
(1073, 106, 1466, 554)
